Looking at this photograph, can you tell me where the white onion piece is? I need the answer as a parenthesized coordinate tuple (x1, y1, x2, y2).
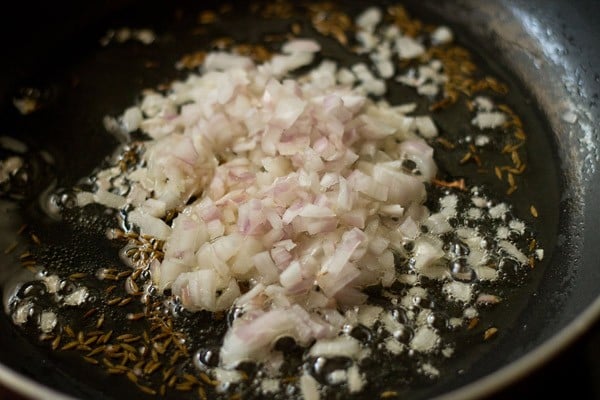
(93, 189, 126, 209)
(172, 270, 218, 311)
(127, 210, 171, 241)
(398, 139, 437, 181)
(221, 306, 333, 367)
(282, 39, 321, 54)
(309, 337, 361, 359)
(204, 52, 254, 71)
(300, 373, 320, 400)
(499, 240, 529, 264)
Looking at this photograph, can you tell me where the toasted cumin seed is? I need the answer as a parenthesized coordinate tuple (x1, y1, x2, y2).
(51, 335, 61, 350)
(168, 375, 177, 388)
(20, 260, 36, 267)
(133, 360, 145, 372)
(83, 356, 99, 365)
(506, 185, 517, 195)
(153, 343, 166, 355)
(69, 272, 87, 280)
(529, 239, 537, 252)
(122, 351, 132, 365)
(84, 336, 98, 346)
(126, 371, 139, 383)
(30, 233, 41, 245)
(105, 344, 121, 353)
(122, 335, 141, 343)
(183, 373, 199, 384)
(152, 332, 170, 341)
(117, 270, 132, 279)
(77, 345, 92, 352)
(511, 151, 521, 167)
(17, 224, 27, 235)
(131, 269, 142, 280)
(515, 130, 526, 140)
(64, 325, 75, 337)
(107, 352, 123, 359)
(380, 391, 398, 398)
(105, 285, 117, 294)
(61, 341, 79, 351)
(127, 312, 145, 321)
(467, 317, 479, 330)
(198, 386, 207, 400)
(145, 361, 161, 375)
(137, 384, 157, 395)
(484, 327, 498, 340)
(107, 297, 122, 306)
(118, 297, 133, 307)
(121, 343, 137, 353)
(169, 351, 182, 365)
(96, 314, 105, 329)
(100, 330, 113, 344)
(494, 166, 502, 180)
(128, 278, 140, 293)
(162, 367, 175, 382)
(507, 172, 515, 188)
(530, 205, 538, 218)
(199, 372, 217, 386)
(40, 333, 54, 341)
(175, 383, 193, 391)
(3, 241, 18, 255)
(108, 368, 125, 375)
(87, 346, 106, 357)
(83, 308, 98, 319)
(128, 352, 138, 363)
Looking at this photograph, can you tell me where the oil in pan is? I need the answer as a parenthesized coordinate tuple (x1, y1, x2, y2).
(0, 1, 559, 399)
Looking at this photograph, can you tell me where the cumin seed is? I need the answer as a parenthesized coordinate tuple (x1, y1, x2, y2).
(61, 341, 79, 351)
(484, 327, 498, 340)
(83, 356, 99, 365)
(530, 205, 538, 218)
(137, 384, 157, 395)
(3, 241, 18, 255)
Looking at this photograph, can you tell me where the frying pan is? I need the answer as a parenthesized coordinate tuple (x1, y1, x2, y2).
(0, 0, 598, 399)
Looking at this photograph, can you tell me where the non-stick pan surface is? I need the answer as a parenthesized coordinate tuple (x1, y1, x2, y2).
(0, 1, 598, 399)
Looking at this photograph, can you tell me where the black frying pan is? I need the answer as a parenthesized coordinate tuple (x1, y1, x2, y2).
(0, 0, 598, 399)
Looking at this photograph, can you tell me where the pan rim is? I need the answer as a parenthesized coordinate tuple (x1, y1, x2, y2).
(0, 1, 598, 399)
(435, 296, 600, 399)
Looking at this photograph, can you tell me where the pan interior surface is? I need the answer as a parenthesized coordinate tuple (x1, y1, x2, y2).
(0, 1, 597, 399)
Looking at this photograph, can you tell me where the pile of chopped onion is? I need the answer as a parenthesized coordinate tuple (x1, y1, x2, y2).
(80, 38, 444, 371)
